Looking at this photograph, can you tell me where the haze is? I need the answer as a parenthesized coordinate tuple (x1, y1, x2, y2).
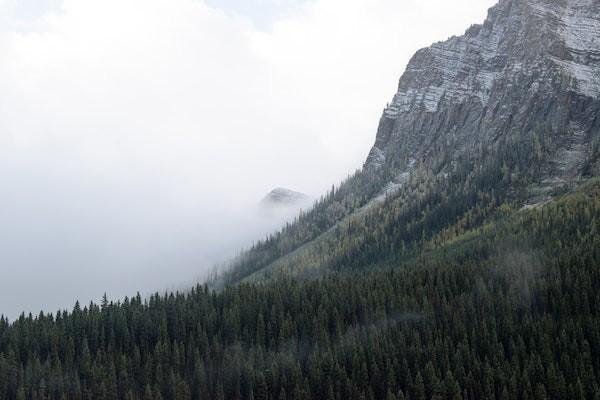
(0, 0, 496, 319)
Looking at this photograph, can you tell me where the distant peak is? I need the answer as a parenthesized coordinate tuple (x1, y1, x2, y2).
(261, 188, 309, 207)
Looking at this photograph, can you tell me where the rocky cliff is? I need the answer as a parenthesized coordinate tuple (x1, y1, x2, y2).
(368, 0, 600, 188)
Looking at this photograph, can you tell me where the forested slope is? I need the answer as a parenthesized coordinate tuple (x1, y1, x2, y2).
(222, 126, 589, 284)
(1, 179, 600, 400)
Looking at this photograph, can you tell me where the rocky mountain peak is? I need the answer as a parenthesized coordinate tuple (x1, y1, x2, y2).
(260, 188, 309, 207)
(367, 0, 600, 191)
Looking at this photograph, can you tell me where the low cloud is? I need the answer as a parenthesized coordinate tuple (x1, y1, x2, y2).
(0, 0, 495, 319)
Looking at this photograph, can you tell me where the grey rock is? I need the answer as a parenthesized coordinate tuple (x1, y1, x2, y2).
(260, 188, 309, 207)
(366, 0, 600, 186)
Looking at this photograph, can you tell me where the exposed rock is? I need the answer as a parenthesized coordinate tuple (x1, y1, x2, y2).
(366, 0, 600, 188)
(260, 188, 310, 208)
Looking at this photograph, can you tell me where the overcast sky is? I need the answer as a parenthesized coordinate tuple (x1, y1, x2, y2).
(0, 0, 496, 319)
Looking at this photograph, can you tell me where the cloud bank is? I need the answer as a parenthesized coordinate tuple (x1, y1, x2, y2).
(0, 0, 496, 319)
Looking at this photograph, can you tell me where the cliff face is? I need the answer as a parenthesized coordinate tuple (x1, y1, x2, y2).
(368, 0, 600, 184)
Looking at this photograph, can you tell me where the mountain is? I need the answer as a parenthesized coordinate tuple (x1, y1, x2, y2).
(367, 0, 600, 184)
(1, 1, 600, 399)
(260, 188, 310, 208)
(221, 0, 600, 284)
(258, 188, 312, 224)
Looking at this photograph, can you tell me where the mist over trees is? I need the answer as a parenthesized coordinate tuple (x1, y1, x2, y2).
(1, 171, 599, 400)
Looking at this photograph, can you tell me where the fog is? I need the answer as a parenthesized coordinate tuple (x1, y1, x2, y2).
(0, 0, 496, 319)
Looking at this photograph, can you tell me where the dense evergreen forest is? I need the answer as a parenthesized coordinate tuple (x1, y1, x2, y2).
(1, 178, 599, 399)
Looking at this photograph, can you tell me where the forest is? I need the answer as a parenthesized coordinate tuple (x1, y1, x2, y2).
(1, 176, 599, 399)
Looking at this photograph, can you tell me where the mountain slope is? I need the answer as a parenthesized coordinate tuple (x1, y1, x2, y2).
(1, 178, 600, 400)
(220, 0, 600, 284)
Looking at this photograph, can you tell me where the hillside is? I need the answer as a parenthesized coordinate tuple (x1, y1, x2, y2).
(1, 178, 600, 399)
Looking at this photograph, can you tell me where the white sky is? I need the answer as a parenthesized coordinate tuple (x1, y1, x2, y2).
(0, 0, 496, 319)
